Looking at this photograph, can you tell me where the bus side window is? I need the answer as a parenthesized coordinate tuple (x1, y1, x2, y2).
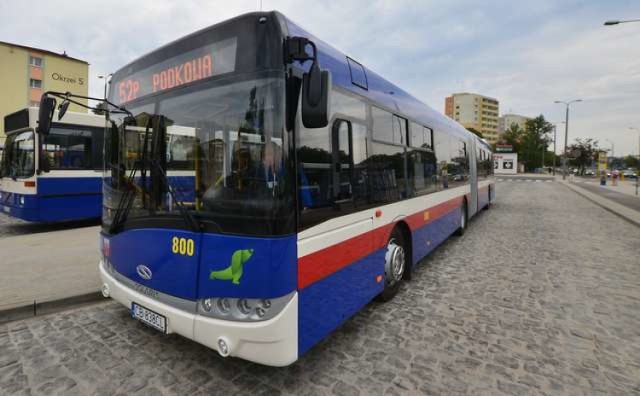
(332, 119, 353, 202)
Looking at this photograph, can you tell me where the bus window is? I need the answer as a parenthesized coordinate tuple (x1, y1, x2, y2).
(449, 139, 469, 187)
(42, 127, 100, 170)
(332, 120, 353, 202)
(434, 131, 451, 189)
(298, 118, 372, 229)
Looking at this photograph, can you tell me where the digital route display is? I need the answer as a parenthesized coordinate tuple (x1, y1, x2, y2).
(112, 37, 238, 105)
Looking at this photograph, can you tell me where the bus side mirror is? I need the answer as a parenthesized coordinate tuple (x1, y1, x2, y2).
(37, 97, 56, 136)
(301, 62, 330, 129)
(58, 100, 70, 120)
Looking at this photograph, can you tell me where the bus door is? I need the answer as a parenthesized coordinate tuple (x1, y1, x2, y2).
(468, 138, 478, 217)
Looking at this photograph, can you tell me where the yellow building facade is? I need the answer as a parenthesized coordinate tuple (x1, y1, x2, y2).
(445, 93, 500, 144)
(0, 41, 88, 145)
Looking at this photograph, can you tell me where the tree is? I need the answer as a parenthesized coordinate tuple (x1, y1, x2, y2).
(466, 127, 483, 138)
(519, 115, 553, 172)
(500, 123, 523, 153)
(623, 155, 639, 169)
(92, 101, 107, 115)
(567, 138, 599, 175)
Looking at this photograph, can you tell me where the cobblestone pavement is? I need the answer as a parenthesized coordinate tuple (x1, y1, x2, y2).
(0, 214, 99, 238)
(1, 181, 639, 395)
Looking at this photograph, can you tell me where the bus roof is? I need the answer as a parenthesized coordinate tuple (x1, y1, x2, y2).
(279, 12, 474, 142)
(4, 107, 104, 134)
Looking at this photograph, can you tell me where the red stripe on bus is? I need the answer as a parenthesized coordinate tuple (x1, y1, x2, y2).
(298, 196, 462, 289)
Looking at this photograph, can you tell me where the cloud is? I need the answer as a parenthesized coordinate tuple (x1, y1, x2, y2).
(1, 0, 639, 155)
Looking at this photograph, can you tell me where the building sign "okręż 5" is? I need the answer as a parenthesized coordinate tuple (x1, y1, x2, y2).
(51, 72, 85, 85)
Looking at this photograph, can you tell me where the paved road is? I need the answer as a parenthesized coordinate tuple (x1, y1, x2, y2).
(1, 181, 639, 395)
(0, 225, 101, 312)
(0, 215, 100, 239)
(571, 180, 640, 212)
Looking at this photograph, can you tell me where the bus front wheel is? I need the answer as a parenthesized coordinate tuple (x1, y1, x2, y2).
(379, 228, 406, 301)
(455, 200, 467, 236)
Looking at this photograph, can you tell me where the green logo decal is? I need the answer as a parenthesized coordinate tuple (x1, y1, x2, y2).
(209, 249, 254, 285)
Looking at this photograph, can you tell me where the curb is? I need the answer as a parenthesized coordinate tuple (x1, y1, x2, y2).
(560, 181, 640, 228)
(0, 292, 105, 325)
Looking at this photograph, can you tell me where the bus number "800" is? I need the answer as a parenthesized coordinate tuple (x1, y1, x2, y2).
(172, 237, 195, 256)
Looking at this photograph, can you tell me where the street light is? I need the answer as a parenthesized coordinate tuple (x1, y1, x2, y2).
(604, 19, 640, 26)
(550, 121, 565, 176)
(97, 74, 112, 101)
(554, 99, 582, 180)
(604, 138, 615, 159)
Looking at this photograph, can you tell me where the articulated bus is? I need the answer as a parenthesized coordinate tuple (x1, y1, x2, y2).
(95, 11, 495, 366)
(0, 108, 105, 222)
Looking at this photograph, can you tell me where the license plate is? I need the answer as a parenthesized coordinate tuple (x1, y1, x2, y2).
(131, 302, 166, 333)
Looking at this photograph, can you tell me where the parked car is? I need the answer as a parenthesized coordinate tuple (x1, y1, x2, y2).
(623, 169, 638, 179)
(584, 169, 595, 176)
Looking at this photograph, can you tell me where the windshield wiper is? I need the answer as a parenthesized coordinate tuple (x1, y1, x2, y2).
(109, 118, 150, 233)
(150, 115, 200, 232)
(149, 157, 200, 232)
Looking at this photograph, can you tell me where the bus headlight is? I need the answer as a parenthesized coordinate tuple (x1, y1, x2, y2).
(19, 196, 25, 206)
(197, 292, 295, 322)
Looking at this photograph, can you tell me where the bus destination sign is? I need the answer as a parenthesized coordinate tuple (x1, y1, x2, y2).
(113, 37, 237, 105)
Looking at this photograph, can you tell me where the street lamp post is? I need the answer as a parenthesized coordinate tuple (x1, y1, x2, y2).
(605, 138, 615, 167)
(97, 74, 113, 101)
(550, 121, 565, 176)
(554, 99, 582, 180)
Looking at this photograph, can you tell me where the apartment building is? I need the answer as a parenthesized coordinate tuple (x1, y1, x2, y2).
(0, 40, 89, 144)
(445, 93, 500, 144)
(498, 113, 531, 135)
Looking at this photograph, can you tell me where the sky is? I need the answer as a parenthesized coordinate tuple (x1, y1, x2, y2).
(1, 0, 639, 156)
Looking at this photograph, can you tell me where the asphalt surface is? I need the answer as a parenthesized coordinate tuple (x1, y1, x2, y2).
(571, 181, 640, 212)
(1, 180, 639, 395)
(0, 215, 100, 239)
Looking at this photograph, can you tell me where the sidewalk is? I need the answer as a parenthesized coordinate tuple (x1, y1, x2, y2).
(560, 178, 640, 227)
(0, 225, 103, 322)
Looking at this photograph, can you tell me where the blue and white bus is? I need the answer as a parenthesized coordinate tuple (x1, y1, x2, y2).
(0, 107, 105, 222)
(43, 11, 494, 366)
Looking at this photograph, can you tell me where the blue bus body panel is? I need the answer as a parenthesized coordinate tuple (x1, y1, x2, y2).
(198, 234, 297, 299)
(298, 248, 384, 355)
(108, 228, 203, 300)
(297, 206, 461, 356)
(106, 228, 297, 301)
(411, 208, 461, 266)
(38, 177, 101, 196)
(0, 176, 102, 222)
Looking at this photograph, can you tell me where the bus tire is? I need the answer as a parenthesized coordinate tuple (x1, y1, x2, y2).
(379, 228, 407, 302)
(484, 187, 491, 210)
(455, 200, 467, 236)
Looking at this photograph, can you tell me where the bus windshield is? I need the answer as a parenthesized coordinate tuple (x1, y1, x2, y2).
(1, 130, 35, 179)
(103, 76, 293, 236)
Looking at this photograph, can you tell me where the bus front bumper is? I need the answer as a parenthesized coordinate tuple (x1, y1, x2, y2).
(99, 260, 298, 366)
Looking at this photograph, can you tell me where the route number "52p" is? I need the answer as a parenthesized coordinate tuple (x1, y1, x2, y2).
(171, 237, 195, 256)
